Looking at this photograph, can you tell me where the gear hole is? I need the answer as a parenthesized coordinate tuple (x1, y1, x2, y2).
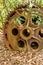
(31, 41, 39, 49)
(32, 16, 39, 25)
(17, 16, 25, 24)
(39, 30, 43, 37)
(12, 28, 18, 36)
(18, 40, 25, 48)
(23, 29, 30, 37)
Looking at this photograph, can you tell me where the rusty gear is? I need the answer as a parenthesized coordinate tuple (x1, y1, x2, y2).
(3, 2, 43, 52)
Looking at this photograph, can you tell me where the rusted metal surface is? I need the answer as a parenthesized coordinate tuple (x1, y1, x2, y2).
(3, 2, 43, 52)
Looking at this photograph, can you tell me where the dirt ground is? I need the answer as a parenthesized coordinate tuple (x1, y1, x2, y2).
(0, 29, 43, 65)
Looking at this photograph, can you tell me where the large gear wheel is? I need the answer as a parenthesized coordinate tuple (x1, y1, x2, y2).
(3, 2, 43, 52)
